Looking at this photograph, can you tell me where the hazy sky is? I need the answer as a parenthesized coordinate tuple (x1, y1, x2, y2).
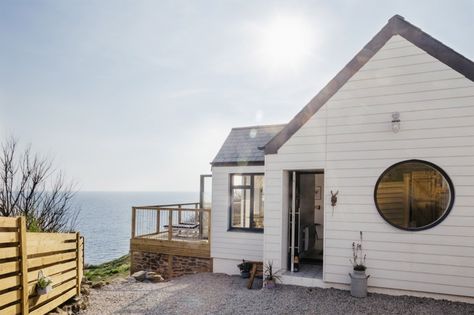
(1, 1, 473, 191)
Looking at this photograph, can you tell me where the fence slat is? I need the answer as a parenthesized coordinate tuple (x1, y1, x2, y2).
(27, 261, 77, 283)
(28, 269, 76, 295)
(0, 303, 21, 315)
(0, 289, 21, 307)
(26, 232, 76, 242)
(0, 274, 21, 291)
(29, 288, 76, 315)
(0, 231, 19, 243)
(0, 260, 20, 276)
(0, 246, 19, 259)
(27, 241, 76, 256)
(19, 216, 29, 315)
(0, 216, 19, 227)
(28, 278, 76, 306)
(28, 252, 76, 269)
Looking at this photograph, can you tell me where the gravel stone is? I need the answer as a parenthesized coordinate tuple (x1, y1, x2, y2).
(80, 273, 474, 315)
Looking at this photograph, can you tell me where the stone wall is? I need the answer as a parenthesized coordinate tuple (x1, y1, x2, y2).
(131, 250, 212, 279)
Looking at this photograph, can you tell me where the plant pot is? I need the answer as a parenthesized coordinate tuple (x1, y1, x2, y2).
(263, 279, 276, 289)
(37, 284, 53, 295)
(349, 270, 369, 298)
(240, 271, 250, 279)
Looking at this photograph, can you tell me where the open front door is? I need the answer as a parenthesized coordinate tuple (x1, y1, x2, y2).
(288, 171, 324, 273)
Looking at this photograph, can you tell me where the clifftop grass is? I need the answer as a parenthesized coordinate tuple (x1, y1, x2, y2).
(85, 254, 130, 284)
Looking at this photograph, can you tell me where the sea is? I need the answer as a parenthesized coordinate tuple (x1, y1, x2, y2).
(74, 191, 197, 265)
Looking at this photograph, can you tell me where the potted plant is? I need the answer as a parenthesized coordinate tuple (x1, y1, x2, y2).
(237, 260, 252, 279)
(349, 231, 369, 298)
(36, 271, 53, 295)
(263, 261, 281, 289)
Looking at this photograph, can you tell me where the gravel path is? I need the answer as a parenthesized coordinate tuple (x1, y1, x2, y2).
(81, 273, 474, 315)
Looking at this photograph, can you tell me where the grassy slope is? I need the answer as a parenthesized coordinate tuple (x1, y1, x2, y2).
(85, 254, 130, 284)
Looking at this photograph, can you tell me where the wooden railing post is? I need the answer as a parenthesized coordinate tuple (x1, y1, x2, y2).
(156, 209, 160, 234)
(178, 205, 182, 224)
(168, 209, 173, 241)
(131, 207, 136, 238)
(76, 232, 81, 297)
(19, 216, 29, 315)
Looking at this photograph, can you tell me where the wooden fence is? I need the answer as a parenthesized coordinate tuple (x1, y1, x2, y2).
(0, 216, 84, 315)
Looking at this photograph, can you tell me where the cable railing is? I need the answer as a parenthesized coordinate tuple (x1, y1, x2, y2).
(131, 203, 210, 243)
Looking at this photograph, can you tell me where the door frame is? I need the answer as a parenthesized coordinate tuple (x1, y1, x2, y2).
(288, 170, 324, 272)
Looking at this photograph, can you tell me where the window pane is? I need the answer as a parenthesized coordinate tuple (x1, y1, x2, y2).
(232, 175, 251, 186)
(231, 188, 251, 228)
(252, 175, 264, 229)
(375, 161, 453, 230)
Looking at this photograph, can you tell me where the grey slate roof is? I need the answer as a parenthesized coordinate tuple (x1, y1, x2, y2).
(212, 124, 286, 165)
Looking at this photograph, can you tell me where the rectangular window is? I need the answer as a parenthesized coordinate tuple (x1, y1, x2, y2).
(229, 174, 264, 231)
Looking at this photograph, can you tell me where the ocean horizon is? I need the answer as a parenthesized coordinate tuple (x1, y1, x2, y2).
(74, 191, 198, 265)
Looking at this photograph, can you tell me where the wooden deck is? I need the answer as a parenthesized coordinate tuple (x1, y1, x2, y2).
(130, 203, 211, 259)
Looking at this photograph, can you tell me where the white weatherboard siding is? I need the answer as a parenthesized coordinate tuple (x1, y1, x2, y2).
(264, 35, 474, 298)
(211, 165, 264, 274)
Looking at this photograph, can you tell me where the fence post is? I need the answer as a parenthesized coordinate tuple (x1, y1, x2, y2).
(19, 216, 29, 314)
(76, 232, 81, 297)
(131, 207, 136, 238)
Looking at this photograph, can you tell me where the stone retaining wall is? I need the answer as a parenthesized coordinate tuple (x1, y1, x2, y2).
(131, 250, 212, 279)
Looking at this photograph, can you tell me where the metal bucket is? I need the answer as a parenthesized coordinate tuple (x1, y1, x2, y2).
(349, 270, 370, 298)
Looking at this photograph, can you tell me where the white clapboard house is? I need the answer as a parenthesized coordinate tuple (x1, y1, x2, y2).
(209, 15, 474, 302)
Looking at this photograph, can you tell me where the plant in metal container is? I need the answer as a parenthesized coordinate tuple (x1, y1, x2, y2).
(36, 271, 53, 295)
(263, 261, 281, 289)
(349, 231, 369, 298)
(237, 260, 252, 279)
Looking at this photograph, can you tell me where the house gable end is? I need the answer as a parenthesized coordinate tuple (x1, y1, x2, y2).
(264, 15, 474, 154)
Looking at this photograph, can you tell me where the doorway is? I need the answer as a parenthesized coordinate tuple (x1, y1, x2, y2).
(288, 171, 324, 275)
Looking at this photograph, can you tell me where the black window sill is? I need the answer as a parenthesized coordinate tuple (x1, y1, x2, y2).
(227, 227, 264, 234)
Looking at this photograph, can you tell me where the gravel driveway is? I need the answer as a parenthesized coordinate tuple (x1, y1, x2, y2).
(81, 273, 474, 315)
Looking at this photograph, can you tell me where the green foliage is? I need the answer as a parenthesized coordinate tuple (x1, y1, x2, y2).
(37, 275, 52, 289)
(237, 260, 252, 272)
(264, 261, 281, 282)
(28, 216, 42, 232)
(85, 254, 130, 284)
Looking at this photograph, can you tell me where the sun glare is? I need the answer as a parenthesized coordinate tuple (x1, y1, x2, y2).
(256, 15, 317, 73)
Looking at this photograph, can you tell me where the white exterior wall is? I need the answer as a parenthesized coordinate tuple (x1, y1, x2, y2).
(211, 165, 264, 274)
(264, 35, 474, 298)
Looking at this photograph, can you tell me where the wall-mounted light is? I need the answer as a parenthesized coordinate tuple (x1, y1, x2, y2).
(392, 112, 401, 133)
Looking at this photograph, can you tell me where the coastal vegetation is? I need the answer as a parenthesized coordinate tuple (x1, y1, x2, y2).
(85, 255, 130, 284)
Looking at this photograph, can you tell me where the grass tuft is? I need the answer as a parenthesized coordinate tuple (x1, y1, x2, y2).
(85, 254, 130, 284)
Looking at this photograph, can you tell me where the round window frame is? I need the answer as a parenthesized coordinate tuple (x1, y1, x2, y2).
(373, 159, 455, 231)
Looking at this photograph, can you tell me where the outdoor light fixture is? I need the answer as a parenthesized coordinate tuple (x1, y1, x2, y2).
(392, 112, 401, 133)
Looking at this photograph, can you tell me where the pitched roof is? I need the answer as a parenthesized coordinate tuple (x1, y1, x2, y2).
(211, 124, 286, 166)
(264, 15, 474, 154)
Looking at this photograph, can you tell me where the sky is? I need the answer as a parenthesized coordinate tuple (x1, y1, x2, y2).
(0, 0, 473, 191)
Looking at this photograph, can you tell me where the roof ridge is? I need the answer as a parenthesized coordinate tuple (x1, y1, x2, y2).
(231, 123, 287, 130)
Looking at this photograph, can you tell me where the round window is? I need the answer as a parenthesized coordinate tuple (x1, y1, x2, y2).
(374, 160, 454, 231)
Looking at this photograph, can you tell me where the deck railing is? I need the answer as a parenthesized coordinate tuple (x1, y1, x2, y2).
(131, 203, 210, 243)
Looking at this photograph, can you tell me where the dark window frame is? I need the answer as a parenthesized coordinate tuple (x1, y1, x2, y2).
(374, 159, 455, 231)
(228, 173, 264, 233)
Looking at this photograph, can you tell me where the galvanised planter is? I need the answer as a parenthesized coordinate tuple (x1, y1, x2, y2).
(349, 270, 370, 298)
